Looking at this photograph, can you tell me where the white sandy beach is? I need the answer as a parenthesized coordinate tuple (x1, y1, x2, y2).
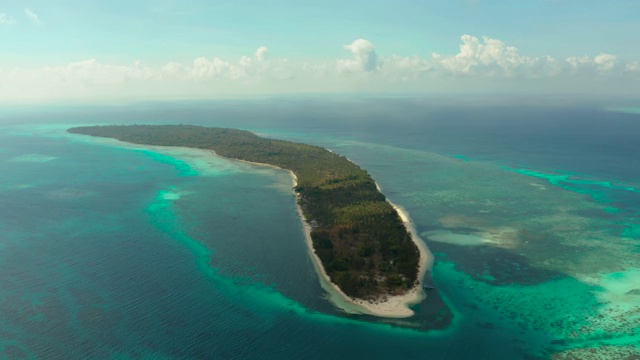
(70, 132, 434, 318)
(293, 174, 434, 318)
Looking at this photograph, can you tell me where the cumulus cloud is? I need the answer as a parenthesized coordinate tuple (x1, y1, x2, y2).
(594, 53, 617, 71)
(0, 12, 15, 25)
(426, 35, 637, 80)
(161, 61, 187, 79)
(255, 46, 269, 62)
(431, 35, 540, 76)
(626, 61, 639, 73)
(190, 47, 291, 83)
(190, 57, 232, 80)
(25, 8, 42, 25)
(564, 53, 624, 75)
(379, 55, 433, 81)
(158, 47, 282, 82)
(1, 36, 638, 103)
(566, 55, 590, 70)
(337, 39, 379, 73)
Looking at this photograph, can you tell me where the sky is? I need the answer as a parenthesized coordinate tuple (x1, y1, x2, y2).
(1, 0, 639, 103)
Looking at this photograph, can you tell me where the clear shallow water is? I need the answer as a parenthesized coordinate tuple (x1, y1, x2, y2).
(0, 101, 639, 359)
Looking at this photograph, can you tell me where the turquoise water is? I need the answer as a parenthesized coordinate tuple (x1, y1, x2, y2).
(609, 107, 640, 115)
(1, 102, 639, 359)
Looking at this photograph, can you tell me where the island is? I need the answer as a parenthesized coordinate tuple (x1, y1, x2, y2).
(68, 125, 431, 317)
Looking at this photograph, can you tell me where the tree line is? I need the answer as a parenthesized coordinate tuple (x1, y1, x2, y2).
(69, 125, 420, 299)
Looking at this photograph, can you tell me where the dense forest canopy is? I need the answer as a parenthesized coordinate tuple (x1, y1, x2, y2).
(69, 125, 420, 299)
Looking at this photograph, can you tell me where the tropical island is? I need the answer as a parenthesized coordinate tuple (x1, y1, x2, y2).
(68, 125, 430, 317)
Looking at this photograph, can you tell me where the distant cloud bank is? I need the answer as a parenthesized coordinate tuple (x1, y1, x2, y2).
(0, 34, 638, 103)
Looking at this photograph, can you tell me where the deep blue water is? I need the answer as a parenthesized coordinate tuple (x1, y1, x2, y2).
(0, 99, 638, 359)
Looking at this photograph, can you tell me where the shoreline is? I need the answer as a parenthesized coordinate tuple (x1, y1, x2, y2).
(217, 153, 434, 318)
(69, 132, 433, 318)
(292, 174, 433, 318)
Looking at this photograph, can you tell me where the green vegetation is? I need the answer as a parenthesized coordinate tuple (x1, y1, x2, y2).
(68, 125, 420, 299)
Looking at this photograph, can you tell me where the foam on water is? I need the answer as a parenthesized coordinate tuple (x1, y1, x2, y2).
(0, 184, 35, 193)
(7, 154, 57, 163)
(8, 184, 34, 190)
(425, 228, 519, 248)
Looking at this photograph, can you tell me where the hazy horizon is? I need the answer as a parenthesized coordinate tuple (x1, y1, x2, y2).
(1, 1, 639, 104)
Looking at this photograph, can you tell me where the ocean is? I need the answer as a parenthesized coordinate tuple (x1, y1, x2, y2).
(0, 98, 638, 359)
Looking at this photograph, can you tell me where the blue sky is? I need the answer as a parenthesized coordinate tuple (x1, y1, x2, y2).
(1, 1, 639, 103)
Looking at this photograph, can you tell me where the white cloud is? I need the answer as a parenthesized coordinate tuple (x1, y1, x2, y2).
(168, 47, 293, 82)
(0, 12, 16, 25)
(255, 46, 269, 62)
(380, 55, 433, 81)
(1, 36, 638, 103)
(594, 53, 617, 71)
(337, 39, 379, 73)
(626, 61, 639, 73)
(191, 57, 223, 79)
(25, 8, 42, 25)
(161, 61, 187, 79)
(432, 35, 540, 76)
(566, 55, 590, 70)
(426, 35, 636, 80)
(564, 53, 623, 75)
